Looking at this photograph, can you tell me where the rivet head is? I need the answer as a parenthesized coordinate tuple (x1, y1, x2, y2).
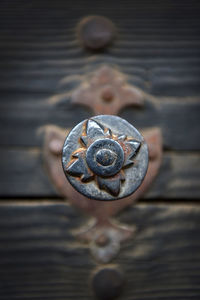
(86, 138, 124, 177)
(95, 234, 110, 247)
(92, 268, 125, 300)
(96, 149, 117, 166)
(62, 115, 148, 201)
(77, 15, 116, 50)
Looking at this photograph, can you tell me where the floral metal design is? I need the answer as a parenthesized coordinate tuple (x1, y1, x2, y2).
(66, 119, 141, 196)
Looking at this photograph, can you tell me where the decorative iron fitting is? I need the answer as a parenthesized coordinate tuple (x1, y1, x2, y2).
(62, 115, 148, 201)
(41, 124, 162, 263)
(41, 64, 163, 263)
(71, 66, 144, 115)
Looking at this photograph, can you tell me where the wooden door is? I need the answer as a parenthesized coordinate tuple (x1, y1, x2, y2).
(0, 1, 200, 299)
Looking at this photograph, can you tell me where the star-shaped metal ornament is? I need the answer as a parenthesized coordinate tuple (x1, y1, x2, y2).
(62, 115, 148, 200)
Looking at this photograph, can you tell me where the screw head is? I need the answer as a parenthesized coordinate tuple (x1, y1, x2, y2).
(77, 15, 116, 50)
(62, 115, 148, 200)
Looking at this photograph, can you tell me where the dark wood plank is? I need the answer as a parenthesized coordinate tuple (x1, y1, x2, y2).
(1, 57, 200, 94)
(0, 94, 200, 150)
(0, 53, 199, 95)
(121, 98, 200, 151)
(0, 1, 199, 98)
(0, 0, 199, 22)
(0, 0, 200, 154)
(0, 202, 199, 299)
(0, 148, 56, 197)
(0, 148, 199, 199)
(0, 1, 200, 300)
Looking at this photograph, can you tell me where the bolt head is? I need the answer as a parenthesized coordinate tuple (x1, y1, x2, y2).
(77, 16, 116, 50)
(92, 268, 125, 300)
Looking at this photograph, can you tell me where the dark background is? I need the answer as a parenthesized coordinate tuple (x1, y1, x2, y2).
(0, 1, 200, 299)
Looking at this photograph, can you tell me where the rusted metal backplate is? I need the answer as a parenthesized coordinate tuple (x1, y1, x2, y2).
(41, 124, 162, 262)
(71, 66, 144, 115)
(41, 62, 163, 262)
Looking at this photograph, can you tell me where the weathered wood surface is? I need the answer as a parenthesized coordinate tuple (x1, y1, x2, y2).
(0, 148, 200, 199)
(0, 94, 199, 150)
(0, 0, 200, 299)
(0, 202, 199, 300)
(0, 1, 200, 150)
(1, 1, 199, 191)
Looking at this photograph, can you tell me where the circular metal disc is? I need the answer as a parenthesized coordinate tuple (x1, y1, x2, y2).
(62, 115, 148, 201)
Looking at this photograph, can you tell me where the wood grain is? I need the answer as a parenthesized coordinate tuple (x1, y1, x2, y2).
(0, 148, 199, 199)
(0, 202, 199, 300)
(0, 1, 200, 299)
(0, 0, 199, 151)
(0, 95, 199, 150)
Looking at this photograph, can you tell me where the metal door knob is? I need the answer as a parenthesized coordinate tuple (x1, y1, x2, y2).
(62, 115, 148, 201)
